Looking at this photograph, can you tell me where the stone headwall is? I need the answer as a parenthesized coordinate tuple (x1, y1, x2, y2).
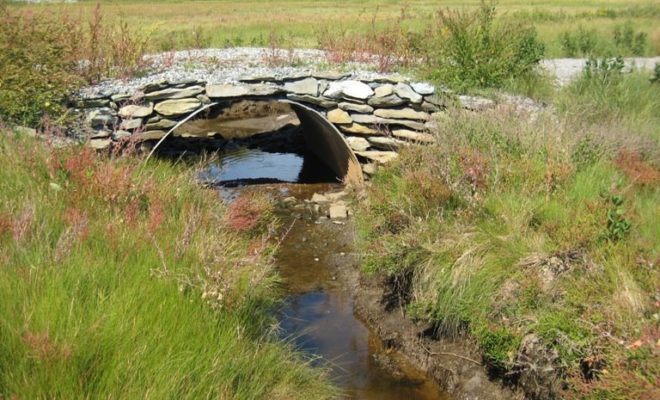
(74, 73, 451, 172)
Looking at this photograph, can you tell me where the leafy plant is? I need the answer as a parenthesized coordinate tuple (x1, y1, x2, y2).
(560, 26, 600, 57)
(476, 326, 522, 371)
(428, 1, 544, 91)
(0, 3, 148, 126)
(602, 194, 631, 242)
(650, 63, 660, 84)
(571, 136, 603, 169)
(613, 22, 647, 56)
(584, 56, 625, 82)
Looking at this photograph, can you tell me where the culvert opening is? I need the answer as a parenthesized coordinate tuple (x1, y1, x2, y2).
(151, 100, 344, 187)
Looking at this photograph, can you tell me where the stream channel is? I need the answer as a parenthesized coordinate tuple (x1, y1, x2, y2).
(165, 102, 449, 399)
(196, 148, 448, 400)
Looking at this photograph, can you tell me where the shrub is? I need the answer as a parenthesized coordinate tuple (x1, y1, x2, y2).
(602, 194, 631, 242)
(427, 2, 544, 91)
(613, 22, 648, 56)
(650, 63, 660, 84)
(559, 26, 600, 57)
(0, 3, 148, 126)
(0, 4, 83, 126)
(560, 22, 648, 58)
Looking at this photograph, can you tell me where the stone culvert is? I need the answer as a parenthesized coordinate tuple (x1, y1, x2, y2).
(72, 72, 452, 182)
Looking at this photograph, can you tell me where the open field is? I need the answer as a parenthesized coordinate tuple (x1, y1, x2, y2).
(8, 1, 660, 56)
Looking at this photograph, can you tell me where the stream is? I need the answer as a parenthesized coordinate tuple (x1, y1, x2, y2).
(200, 147, 448, 400)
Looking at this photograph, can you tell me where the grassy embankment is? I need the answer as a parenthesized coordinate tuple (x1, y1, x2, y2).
(8, 0, 660, 57)
(355, 63, 659, 398)
(0, 132, 335, 399)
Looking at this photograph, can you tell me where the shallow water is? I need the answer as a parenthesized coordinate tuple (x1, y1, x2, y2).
(201, 142, 447, 399)
(200, 148, 304, 184)
(276, 215, 447, 400)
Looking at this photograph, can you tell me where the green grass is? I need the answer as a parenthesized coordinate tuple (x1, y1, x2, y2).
(355, 70, 659, 398)
(8, 1, 660, 56)
(0, 133, 335, 399)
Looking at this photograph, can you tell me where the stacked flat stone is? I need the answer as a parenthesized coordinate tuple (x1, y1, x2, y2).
(74, 73, 455, 170)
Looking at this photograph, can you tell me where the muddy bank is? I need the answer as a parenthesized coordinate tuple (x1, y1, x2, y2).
(352, 272, 523, 400)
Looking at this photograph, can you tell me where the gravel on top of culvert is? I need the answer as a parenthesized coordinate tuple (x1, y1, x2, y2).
(78, 47, 660, 98)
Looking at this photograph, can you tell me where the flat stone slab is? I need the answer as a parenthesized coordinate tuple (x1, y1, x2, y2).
(355, 151, 399, 165)
(374, 108, 430, 121)
(350, 114, 426, 131)
(374, 84, 394, 98)
(329, 203, 348, 219)
(281, 73, 312, 82)
(367, 136, 409, 150)
(392, 129, 436, 143)
(324, 80, 374, 100)
(345, 136, 370, 152)
(140, 81, 169, 93)
(338, 102, 373, 114)
(154, 98, 201, 116)
(206, 84, 251, 98)
(248, 84, 285, 96)
(239, 75, 278, 83)
(371, 75, 408, 84)
(86, 108, 117, 129)
(145, 118, 177, 130)
(119, 118, 143, 130)
(424, 94, 448, 107)
(421, 102, 441, 113)
(338, 123, 379, 135)
(368, 94, 406, 108)
(118, 103, 153, 119)
(286, 94, 337, 109)
(112, 130, 131, 140)
(110, 93, 132, 103)
(284, 78, 319, 96)
(90, 130, 110, 139)
(144, 86, 204, 100)
(394, 83, 423, 104)
(89, 138, 111, 150)
(411, 82, 435, 95)
(82, 98, 110, 108)
(327, 109, 352, 124)
(362, 163, 378, 175)
(133, 130, 167, 141)
(312, 71, 351, 80)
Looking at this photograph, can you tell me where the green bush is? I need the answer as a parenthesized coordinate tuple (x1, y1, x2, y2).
(559, 26, 601, 57)
(0, 4, 148, 127)
(613, 22, 647, 56)
(650, 63, 660, 84)
(428, 2, 545, 91)
(559, 22, 648, 58)
(0, 5, 83, 126)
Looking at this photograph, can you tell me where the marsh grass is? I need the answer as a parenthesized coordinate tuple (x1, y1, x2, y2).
(355, 70, 659, 398)
(0, 132, 335, 399)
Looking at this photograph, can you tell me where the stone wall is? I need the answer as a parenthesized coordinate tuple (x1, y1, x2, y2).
(74, 73, 452, 174)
